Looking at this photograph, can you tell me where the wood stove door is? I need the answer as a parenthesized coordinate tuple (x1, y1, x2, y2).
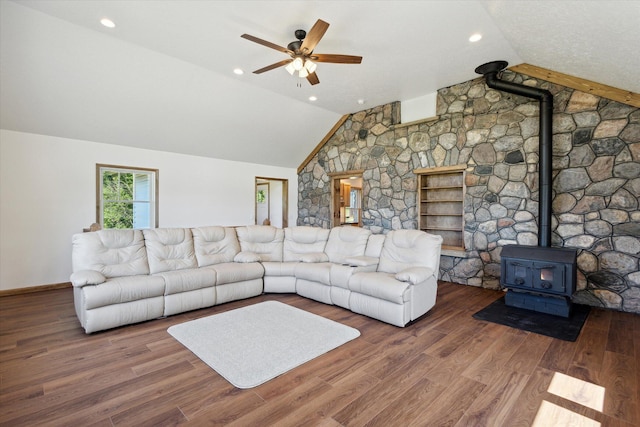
(503, 260, 533, 289)
(532, 263, 566, 294)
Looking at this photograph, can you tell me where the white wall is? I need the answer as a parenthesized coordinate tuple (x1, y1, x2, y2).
(0, 129, 298, 291)
(401, 92, 438, 123)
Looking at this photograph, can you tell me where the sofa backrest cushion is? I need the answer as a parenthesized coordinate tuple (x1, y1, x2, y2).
(235, 225, 284, 262)
(192, 226, 240, 267)
(142, 228, 197, 274)
(283, 226, 330, 262)
(365, 234, 385, 258)
(72, 229, 150, 278)
(324, 226, 372, 264)
(378, 230, 443, 274)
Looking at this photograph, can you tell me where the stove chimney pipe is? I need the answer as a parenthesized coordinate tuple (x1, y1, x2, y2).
(475, 61, 553, 247)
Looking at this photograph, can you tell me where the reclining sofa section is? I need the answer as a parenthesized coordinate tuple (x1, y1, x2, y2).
(71, 225, 443, 333)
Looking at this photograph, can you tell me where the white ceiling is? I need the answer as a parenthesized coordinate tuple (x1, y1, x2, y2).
(1, 1, 639, 168)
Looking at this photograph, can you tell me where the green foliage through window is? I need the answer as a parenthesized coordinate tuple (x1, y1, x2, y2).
(102, 171, 135, 229)
(98, 165, 157, 229)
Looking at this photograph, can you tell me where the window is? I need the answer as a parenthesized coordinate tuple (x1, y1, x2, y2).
(97, 164, 158, 229)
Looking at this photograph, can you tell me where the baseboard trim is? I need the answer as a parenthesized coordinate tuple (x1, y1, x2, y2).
(0, 282, 72, 297)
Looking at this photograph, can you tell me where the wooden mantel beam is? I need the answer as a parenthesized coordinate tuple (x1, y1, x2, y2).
(510, 63, 640, 108)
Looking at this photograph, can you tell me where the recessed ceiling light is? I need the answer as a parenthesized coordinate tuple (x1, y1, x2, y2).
(233, 68, 244, 75)
(469, 33, 482, 42)
(357, 99, 365, 105)
(309, 96, 317, 102)
(100, 18, 116, 28)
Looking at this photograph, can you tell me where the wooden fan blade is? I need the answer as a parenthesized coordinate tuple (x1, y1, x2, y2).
(306, 72, 320, 85)
(299, 19, 329, 54)
(241, 34, 293, 55)
(312, 54, 362, 64)
(253, 59, 292, 74)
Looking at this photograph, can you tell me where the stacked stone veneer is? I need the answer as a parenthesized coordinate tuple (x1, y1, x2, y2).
(297, 70, 640, 314)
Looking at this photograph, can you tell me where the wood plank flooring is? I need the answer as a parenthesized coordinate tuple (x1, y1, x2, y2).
(1, 282, 638, 426)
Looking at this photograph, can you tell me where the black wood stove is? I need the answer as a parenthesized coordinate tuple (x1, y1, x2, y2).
(475, 61, 578, 318)
(500, 245, 577, 317)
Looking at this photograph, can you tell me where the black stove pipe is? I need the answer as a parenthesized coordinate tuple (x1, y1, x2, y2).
(475, 61, 553, 247)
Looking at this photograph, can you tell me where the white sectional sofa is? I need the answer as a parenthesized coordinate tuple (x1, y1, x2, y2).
(71, 225, 443, 333)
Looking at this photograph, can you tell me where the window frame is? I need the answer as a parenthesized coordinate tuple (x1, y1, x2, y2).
(96, 164, 159, 229)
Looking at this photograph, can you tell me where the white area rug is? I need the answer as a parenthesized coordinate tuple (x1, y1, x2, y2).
(167, 301, 360, 389)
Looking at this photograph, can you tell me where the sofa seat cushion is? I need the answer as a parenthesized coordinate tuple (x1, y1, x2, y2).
(348, 272, 411, 304)
(208, 262, 263, 285)
(155, 268, 216, 295)
(294, 262, 332, 285)
(81, 275, 166, 310)
(262, 261, 298, 277)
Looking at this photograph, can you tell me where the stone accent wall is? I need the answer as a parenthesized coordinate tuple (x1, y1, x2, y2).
(297, 70, 640, 314)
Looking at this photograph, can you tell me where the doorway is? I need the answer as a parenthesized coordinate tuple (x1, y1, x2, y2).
(330, 171, 363, 228)
(255, 177, 288, 228)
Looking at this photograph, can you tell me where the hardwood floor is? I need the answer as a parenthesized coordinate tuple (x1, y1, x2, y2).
(1, 282, 638, 426)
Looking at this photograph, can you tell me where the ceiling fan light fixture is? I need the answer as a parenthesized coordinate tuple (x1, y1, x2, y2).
(292, 57, 304, 71)
(285, 62, 296, 75)
(304, 60, 317, 73)
(298, 67, 309, 78)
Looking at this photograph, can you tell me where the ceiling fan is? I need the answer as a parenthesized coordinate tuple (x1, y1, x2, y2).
(241, 19, 362, 86)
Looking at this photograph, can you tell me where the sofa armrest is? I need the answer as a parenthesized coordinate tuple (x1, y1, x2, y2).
(344, 256, 379, 267)
(395, 267, 435, 285)
(300, 252, 329, 263)
(234, 251, 261, 263)
(70, 270, 106, 287)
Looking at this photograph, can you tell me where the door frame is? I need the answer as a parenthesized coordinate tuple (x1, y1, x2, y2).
(255, 176, 288, 227)
(329, 170, 364, 228)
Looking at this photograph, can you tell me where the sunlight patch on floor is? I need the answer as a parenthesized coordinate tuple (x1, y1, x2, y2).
(547, 371, 605, 412)
(533, 401, 601, 427)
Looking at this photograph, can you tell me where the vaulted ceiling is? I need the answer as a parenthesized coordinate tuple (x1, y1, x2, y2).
(1, 1, 638, 168)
